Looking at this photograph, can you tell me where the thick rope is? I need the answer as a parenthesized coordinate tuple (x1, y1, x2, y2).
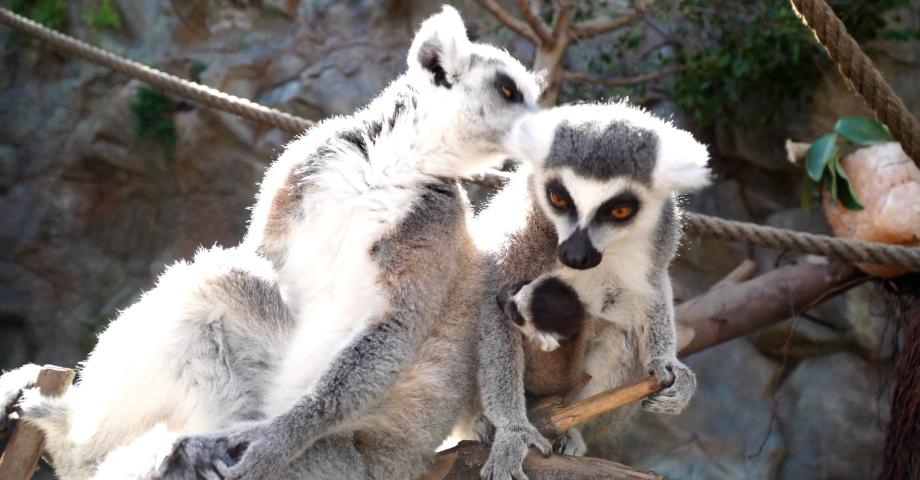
(0, 8, 312, 134)
(1, 7, 920, 271)
(790, 0, 920, 165)
(684, 213, 920, 270)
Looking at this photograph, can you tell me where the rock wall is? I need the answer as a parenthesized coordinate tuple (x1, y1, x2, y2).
(1, 1, 915, 478)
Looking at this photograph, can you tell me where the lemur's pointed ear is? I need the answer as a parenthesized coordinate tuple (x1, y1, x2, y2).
(653, 128, 712, 193)
(408, 6, 470, 89)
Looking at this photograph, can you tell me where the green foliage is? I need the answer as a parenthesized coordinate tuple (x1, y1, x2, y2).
(10, 0, 68, 31)
(801, 117, 893, 212)
(669, 0, 819, 128)
(545, 0, 916, 129)
(129, 86, 179, 155)
(83, 0, 121, 32)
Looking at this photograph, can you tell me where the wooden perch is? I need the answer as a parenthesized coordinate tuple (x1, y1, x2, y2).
(426, 441, 663, 480)
(0, 365, 75, 480)
(530, 377, 662, 440)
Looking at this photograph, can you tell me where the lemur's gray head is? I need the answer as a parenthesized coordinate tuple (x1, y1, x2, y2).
(406, 7, 542, 174)
(508, 102, 711, 270)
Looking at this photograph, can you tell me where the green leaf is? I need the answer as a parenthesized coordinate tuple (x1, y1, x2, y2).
(805, 133, 837, 182)
(834, 116, 894, 145)
(833, 158, 864, 210)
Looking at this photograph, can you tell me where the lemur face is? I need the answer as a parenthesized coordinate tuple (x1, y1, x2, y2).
(498, 275, 585, 351)
(507, 102, 712, 270)
(407, 7, 541, 173)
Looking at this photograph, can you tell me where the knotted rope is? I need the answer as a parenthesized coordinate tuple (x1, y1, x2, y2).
(790, 0, 920, 165)
(1, 7, 919, 271)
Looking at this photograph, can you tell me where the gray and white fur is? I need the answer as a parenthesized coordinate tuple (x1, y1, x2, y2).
(473, 102, 711, 479)
(0, 7, 542, 480)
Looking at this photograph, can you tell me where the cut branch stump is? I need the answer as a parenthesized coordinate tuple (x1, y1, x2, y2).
(0, 365, 75, 480)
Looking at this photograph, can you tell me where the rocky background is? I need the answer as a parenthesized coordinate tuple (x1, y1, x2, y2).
(0, 1, 917, 479)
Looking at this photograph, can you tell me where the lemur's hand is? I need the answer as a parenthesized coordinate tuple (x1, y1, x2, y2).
(211, 420, 294, 480)
(166, 420, 292, 480)
(642, 356, 696, 414)
(480, 423, 551, 480)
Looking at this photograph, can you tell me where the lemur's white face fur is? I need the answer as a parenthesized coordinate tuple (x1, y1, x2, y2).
(406, 6, 542, 174)
(507, 102, 711, 269)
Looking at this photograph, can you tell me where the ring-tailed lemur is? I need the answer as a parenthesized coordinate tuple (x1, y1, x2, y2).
(0, 7, 543, 480)
(473, 101, 711, 479)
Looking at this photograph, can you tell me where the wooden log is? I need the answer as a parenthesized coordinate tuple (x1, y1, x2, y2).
(425, 441, 663, 480)
(677, 259, 863, 356)
(0, 365, 75, 480)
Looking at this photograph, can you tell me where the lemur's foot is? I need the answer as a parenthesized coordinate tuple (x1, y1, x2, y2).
(643, 356, 696, 414)
(553, 427, 587, 456)
(480, 423, 551, 480)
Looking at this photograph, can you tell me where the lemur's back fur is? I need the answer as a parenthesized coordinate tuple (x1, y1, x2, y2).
(1, 7, 542, 480)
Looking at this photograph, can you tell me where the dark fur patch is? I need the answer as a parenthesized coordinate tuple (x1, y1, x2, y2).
(529, 277, 585, 339)
(339, 128, 367, 159)
(601, 288, 619, 312)
(366, 120, 383, 143)
(546, 120, 658, 184)
(388, 98, 407, 130)
(418, 44, 452, 89)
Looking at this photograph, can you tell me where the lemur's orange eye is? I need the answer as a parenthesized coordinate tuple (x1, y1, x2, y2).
(610, 206, 634, 220)
(549, 191, 568, 208)
(500, 85, 513, 99)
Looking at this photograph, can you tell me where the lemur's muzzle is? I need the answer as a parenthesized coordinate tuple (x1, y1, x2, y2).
(558, 228, 602, 270)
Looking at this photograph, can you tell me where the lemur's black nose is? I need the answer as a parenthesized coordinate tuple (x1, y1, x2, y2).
(558, 229, 602, 270)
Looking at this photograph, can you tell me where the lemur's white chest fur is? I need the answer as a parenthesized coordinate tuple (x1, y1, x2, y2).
(557, 236, 656, 398)
(558, 235, 655, 329)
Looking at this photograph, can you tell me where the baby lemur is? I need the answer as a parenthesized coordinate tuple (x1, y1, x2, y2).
(0, 7, 543, 480)
(473, 101, 711, 479)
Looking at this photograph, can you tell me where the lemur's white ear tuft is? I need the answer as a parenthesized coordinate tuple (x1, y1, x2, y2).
(505, 111, 556, 165)
(653, 127, 712, 193)
(408, 6, 470, 88)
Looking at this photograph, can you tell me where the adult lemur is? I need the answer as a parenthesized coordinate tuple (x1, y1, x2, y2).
(0, 7, 542, 479)
(473, 102, 711, 479)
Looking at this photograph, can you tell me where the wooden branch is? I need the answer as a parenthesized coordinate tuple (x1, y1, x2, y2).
(530, 377, 661, 440)
(514, 0, 552, 45)
(711, 259, 759, 289)
(560, 66, 682, 87)
(476, 0, 539, 44)
(570, 12, 639, 39)
(0, 366, 75, 480)
(550, 1, 575, 42)
(677, 260, 865, 356)
(425, 441, 663, 480)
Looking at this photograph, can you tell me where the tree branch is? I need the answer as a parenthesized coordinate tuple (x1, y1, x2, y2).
(514, 0, 552, 45)
(476, 0, 539, 44)
(570, 12, 639, 39)
(550, 0, 576, 41)
(560, 66, 682, 87)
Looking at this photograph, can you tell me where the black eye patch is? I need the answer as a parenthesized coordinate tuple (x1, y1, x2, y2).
(594, 191, 641, 224)
(493, 72, 523, 104)
(545, 178, 577, 216)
